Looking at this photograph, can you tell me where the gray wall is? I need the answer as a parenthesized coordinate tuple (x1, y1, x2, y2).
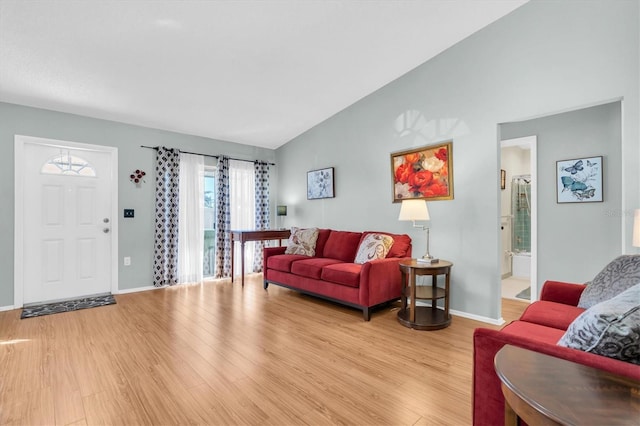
(275, 0, 639, 320)
(0, 102, 275, 307)
(501, 101, 622, 287)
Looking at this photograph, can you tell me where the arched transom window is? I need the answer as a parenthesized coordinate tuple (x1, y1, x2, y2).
(41, 151, 96, 176)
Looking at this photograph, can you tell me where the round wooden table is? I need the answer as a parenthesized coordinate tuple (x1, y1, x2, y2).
(397, 259, 452, 330)
(495, 344, 640, 425)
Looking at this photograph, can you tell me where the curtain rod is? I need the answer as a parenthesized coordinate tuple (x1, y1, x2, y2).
(140, 145, 275, 166)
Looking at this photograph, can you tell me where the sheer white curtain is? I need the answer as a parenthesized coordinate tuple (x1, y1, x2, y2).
(178, 153, 204, 283)
(229, 160, 255, 276)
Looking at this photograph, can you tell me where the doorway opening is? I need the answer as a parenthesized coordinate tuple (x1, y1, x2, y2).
(500, 136, 537, 303)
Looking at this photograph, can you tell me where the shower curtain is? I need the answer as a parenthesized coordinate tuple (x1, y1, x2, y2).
(511, 176, 531, 253)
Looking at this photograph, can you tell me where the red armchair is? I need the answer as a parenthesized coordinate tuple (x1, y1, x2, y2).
(473, 280, 640, 425)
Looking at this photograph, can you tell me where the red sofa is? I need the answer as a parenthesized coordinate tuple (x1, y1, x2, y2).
(263, 229, 412, 320)
(473, 280, 640, 426)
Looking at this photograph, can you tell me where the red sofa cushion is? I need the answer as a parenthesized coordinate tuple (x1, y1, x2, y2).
(314, 229, 332, 258)
(321, 263, 362, 288)
(265, 269, 360, 305)
(519, 300, 585, 330)
(291, 258, 342, 279)
(267, 254, 309, 273)
(540, 280, 586, 305)
(360, 231, 412, 258)
(500, 320, 566, 345)
(323, 231, 363, 262)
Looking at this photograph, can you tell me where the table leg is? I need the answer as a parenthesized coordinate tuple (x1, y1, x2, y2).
(240, 241, 245, 287)
(230, 240, 235, 283)
(504, 400, 518, 426)
(409, 270, 416, 323)
(444, 271, 450, 318)
(432, 275, 438, 317)
(401, 270, 407, 311)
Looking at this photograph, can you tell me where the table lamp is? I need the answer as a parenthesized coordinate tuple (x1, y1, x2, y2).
(277, 205, 287, 230)
(398, 199, 436, 262)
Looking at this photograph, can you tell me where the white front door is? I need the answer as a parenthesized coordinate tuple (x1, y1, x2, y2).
(15, 136, 117, 305)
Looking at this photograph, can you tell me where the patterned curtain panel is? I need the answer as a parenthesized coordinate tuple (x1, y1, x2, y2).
(153, 147, 180, 287)
(215, 156, 231, 278)
(253, 161, 270, 272)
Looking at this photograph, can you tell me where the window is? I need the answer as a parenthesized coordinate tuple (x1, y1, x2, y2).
(41, 152, 96, 176)
(204, 168, 216, 277)
(230, 160, 256, 275)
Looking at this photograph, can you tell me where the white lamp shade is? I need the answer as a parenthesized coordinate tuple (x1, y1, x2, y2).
(633, 209, 640, 247)
(398, 199, 430, 221)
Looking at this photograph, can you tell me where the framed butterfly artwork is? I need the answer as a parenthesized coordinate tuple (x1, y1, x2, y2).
(556, 156, 603, 203)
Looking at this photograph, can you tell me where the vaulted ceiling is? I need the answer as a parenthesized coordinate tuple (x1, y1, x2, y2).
(0, 0, 528, 149)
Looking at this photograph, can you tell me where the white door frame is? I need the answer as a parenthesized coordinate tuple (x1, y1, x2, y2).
(500, 135, 537, 302)
(14, 135, 119, 307)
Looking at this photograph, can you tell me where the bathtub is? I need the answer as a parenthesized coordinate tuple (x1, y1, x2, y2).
(511, 252, 531, 279)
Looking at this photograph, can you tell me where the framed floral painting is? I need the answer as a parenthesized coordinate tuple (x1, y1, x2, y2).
(390, 141, 453, 202)
(307, 167, 335, 200)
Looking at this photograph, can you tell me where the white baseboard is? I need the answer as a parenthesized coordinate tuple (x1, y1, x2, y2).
(414, 300, 505, 326)
(115, 285, 160, 295)
(2, 288, 506, 326)
(451, 309, 505, 326)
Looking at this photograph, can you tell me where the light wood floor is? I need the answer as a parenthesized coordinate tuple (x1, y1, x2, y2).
(0, 275, 527, 425)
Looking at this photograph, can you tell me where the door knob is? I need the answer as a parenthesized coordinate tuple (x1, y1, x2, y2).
(103, 228, 110, 233)
(103, 218, 110, 223)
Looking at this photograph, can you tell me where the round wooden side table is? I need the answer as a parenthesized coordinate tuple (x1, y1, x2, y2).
(495, 344, 640, 425)
(397, 259, 452, 330)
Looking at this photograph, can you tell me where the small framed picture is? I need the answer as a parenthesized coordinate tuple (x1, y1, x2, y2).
(307, 167, 335, 200)
(556, 156, 603, 203)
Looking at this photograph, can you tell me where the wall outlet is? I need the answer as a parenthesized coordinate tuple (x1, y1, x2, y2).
(124, 256, 131, 266)
(124, 209, 134, 218)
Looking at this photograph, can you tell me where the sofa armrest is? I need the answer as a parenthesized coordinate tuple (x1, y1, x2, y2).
(358, 257, 406, 306)
(263, 246, 286, 266)
(472, 326, 640, 426)
(539, 280, 586, 306)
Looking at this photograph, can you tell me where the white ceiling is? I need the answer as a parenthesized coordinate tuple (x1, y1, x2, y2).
(0, 0, 528, 149)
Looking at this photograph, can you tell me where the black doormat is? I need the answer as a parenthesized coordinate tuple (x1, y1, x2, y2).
(515, 287, 531, 300)
(21, 294, 116, 319)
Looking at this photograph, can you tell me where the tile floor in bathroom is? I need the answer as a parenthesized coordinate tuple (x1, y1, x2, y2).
(501, 276, 531, 301)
